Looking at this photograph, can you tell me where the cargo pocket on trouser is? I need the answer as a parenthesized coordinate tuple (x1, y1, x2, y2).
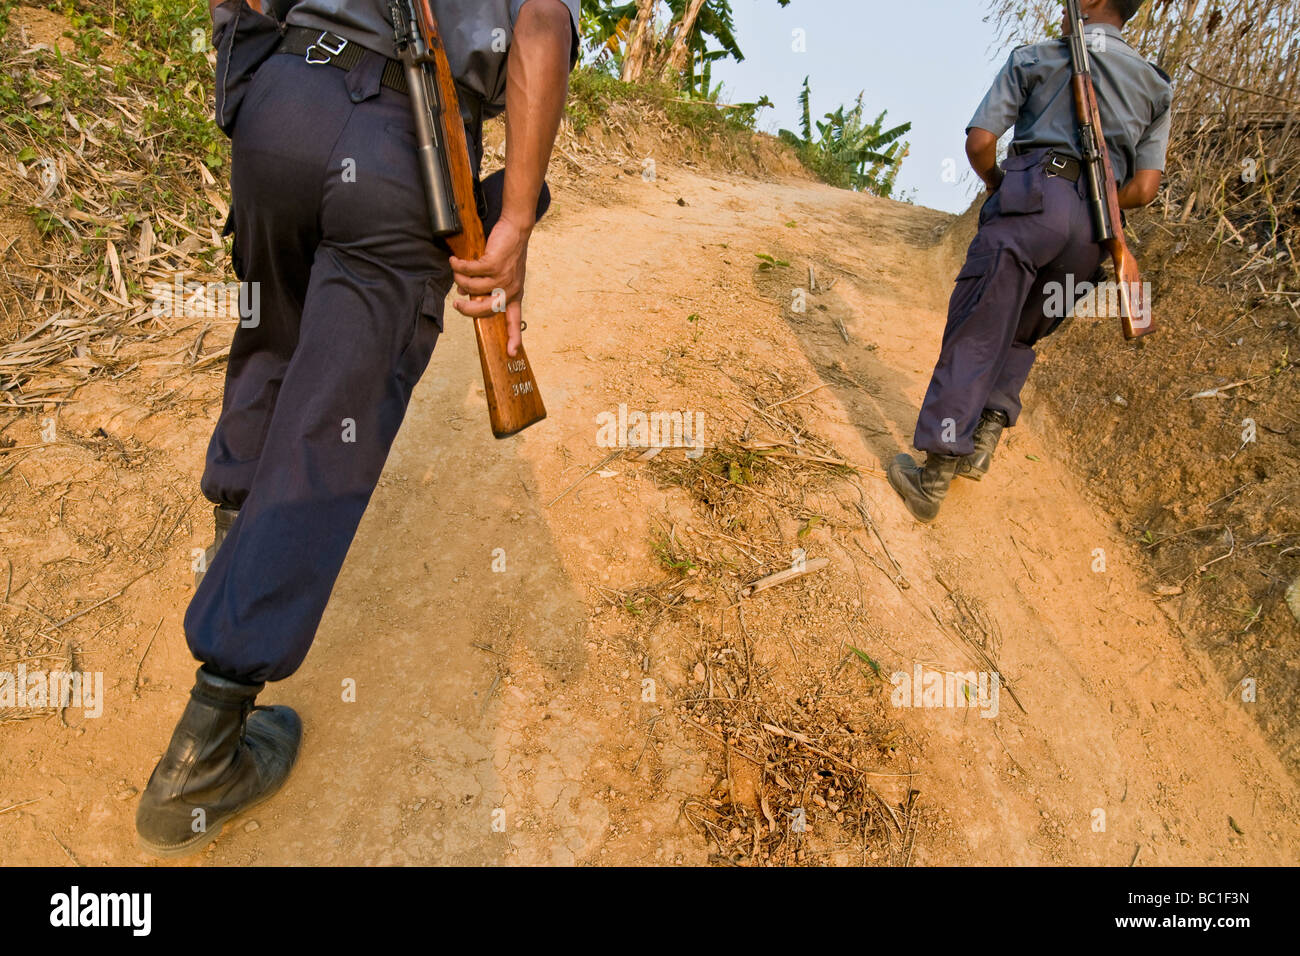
(948, 250, 998, 324)
(213, 0, 283, 137)
(396, 275, 448, 389)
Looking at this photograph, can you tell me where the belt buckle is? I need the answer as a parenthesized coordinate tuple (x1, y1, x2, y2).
(305, 31, 347, 64)
(1045, 153, 1068, 178)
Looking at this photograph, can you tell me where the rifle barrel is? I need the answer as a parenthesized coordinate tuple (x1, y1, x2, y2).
(391, 0, 460, 237)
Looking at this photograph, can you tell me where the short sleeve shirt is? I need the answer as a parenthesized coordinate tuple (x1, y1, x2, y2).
(967, 24, 1173, 184)
(284, 0, 580, 117)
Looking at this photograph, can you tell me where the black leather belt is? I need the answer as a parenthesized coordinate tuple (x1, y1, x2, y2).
(1043, 150, 1082, 183)
(277, 27, 409, 95)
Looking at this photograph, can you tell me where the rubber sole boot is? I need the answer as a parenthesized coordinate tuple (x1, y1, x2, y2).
(887, 452, 962, 523)
(194, 505, 238, 588)
(956, 409, 1010, 482)
(136, 665, 301, 858)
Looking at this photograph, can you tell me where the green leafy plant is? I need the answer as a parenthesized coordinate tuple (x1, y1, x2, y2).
(778, 76, 910, 196)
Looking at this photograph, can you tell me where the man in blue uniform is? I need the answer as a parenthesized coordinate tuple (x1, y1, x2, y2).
(136, 0, 578, 857)
(888, 0, 1172, 522)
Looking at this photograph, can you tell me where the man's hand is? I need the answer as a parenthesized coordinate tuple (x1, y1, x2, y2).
(450, 218, 531, 356)
(451, 0, 571, 358)
(966, 128, 1004, 192)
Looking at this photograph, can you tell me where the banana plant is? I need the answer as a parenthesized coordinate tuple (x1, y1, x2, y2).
(779, 76, 911, 196)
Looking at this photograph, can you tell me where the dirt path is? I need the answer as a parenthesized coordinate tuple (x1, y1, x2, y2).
(2, 158, 1297, 865)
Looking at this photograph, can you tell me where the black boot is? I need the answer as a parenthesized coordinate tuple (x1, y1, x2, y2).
(887, 452, 961, 523)
(136, 665, 301, 858)
(194, 505, 238, 588)
(956, 409, 1010, 481)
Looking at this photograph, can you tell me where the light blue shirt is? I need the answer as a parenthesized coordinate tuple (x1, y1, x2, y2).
(968, 24, 1173, 184)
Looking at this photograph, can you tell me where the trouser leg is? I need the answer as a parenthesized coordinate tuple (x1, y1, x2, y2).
(982, 343, 1035, 426)
(985, 188, 1105, 426)
(186, 249, 446, 682)
(199, 223, 313, 511)
(185, 51, 450, 683)
(913, 234, 1040, 456)
(981, 272, 1051, 427)
(201, 57, 321, 511)
(913, 166, 1091, 456)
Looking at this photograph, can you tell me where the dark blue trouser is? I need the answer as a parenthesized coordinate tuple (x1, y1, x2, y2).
(913, 148, 1104, 456)
(185, 50, 456, 683)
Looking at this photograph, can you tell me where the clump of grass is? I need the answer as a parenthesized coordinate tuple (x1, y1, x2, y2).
(649, 444, 775, 514)
(652, 528, 697, 575)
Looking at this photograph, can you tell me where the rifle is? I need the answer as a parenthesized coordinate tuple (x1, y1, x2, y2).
(389, 0, 548, 437)
(1063, 0, 1154, 339)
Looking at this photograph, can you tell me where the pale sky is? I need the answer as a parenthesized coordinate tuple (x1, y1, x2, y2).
(708, 0, 1010, 212)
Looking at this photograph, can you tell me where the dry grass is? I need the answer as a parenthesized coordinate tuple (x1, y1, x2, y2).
(1, 1, 234, 408)
(588, 368, 927, 866)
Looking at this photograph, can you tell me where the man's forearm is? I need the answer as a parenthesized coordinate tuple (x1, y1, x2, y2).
(501, 0, 572, 231)
(1117, 169, 1162, 210)
(1116, 181, 1142, 210)
(966, 129, 1003, 192)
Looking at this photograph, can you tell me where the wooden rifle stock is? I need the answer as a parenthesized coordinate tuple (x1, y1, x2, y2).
(1065, 0, 1154, 340)
(399, 0, 547, 437)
